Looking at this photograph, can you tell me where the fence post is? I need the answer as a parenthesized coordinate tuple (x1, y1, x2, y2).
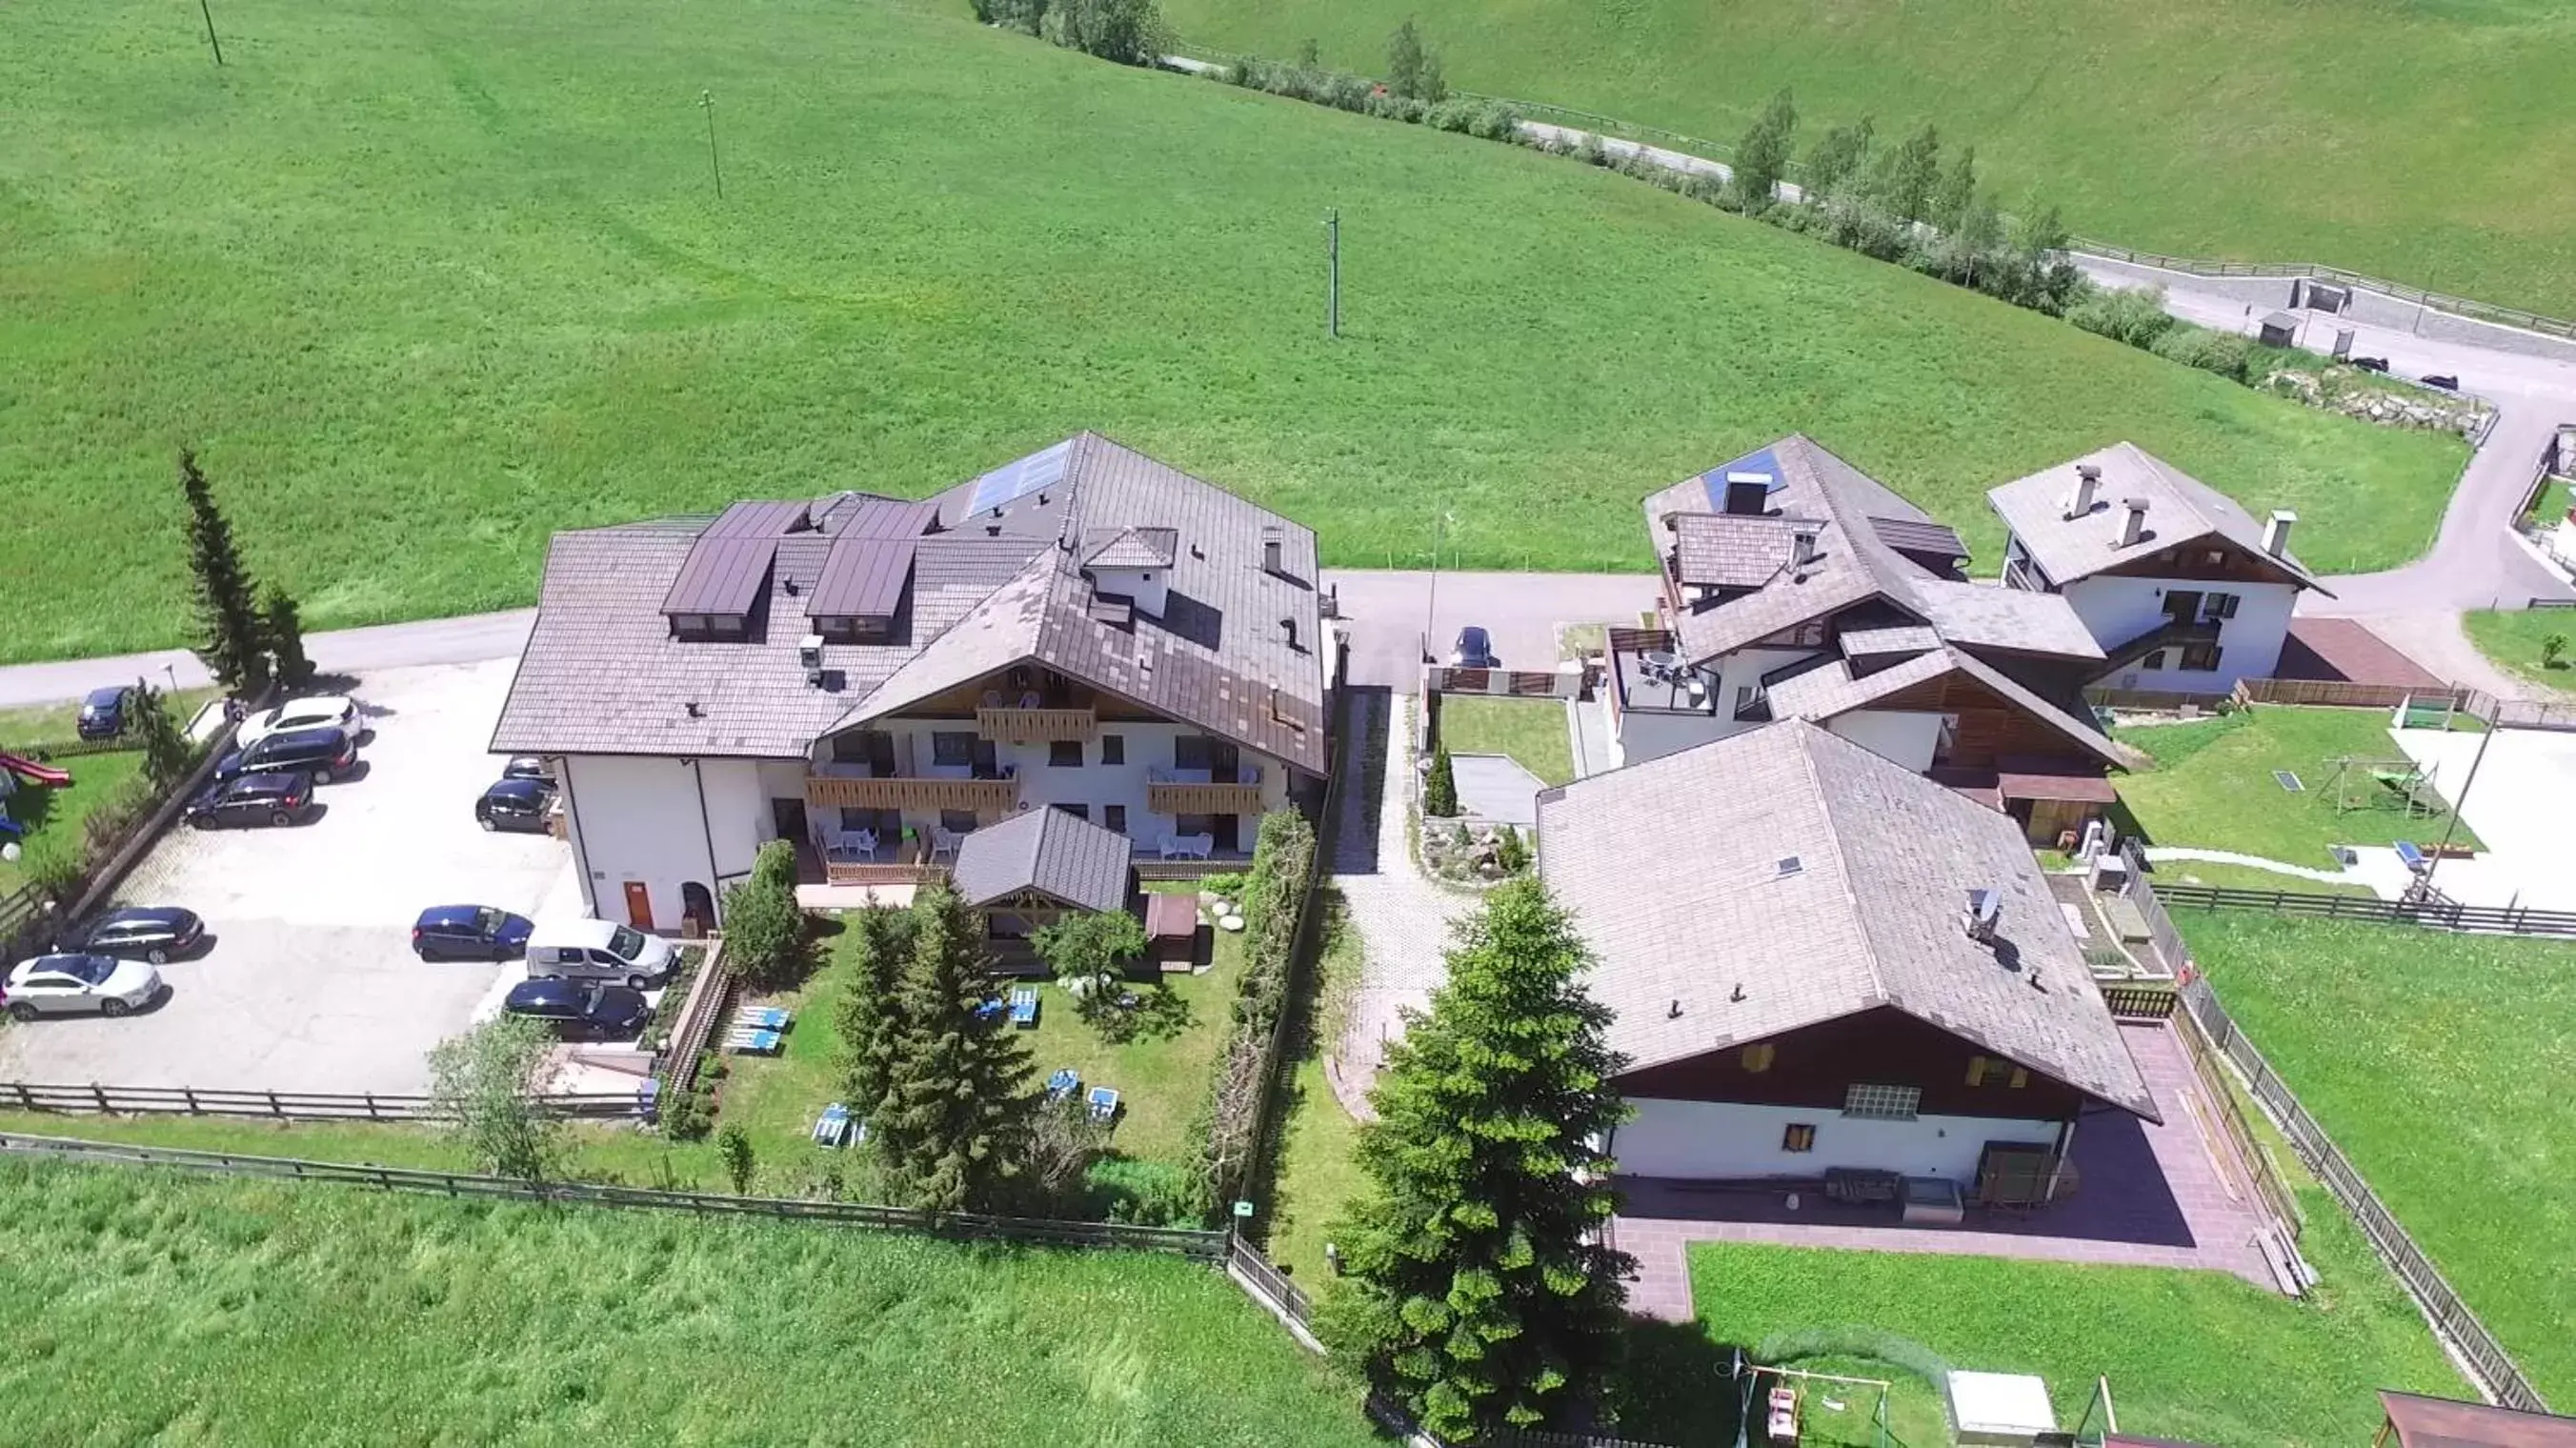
(183, 1086, 199, 1114)
(91, 1083, 110, 1113)
(14, 1083, 30, 1112)
(364, 1093, 379, 1120)
(268, 1090, 283, 1117)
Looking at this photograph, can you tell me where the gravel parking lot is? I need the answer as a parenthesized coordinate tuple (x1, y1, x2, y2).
(0, 658, 576, 1095)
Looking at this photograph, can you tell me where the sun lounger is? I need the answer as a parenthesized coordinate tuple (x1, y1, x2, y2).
(812, 1102, 853, 1148)
(724, 1028, 783, 1055)
(1086, 1085, 1120, 1122)
(1008, 987, 1038, 1028)
(1046, 1069, 1079, 1101)
(735, 1006, 791, 1032)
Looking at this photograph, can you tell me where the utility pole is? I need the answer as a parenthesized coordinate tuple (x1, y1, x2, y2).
(199, 0, 225, 66)
(1421, 504, 1450, 665)
(2415, 723, 2492, 901)
(1325, 208, 1340, 339)
(698, 90, 724, 199)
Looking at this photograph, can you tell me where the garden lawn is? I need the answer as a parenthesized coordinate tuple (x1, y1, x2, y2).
(1158, 0, 2576, 315)
(0, 748, 149, 895)
(2181, 912, 2576, 1401)
(2464, 610, 2576, 698)
(0, 1160, 1375, 1446)
(2114, 707, 2480, 869)
(1258, 890, 1365, 1285)
(1015, 921, 1244, 1170)
(1683, 1195, 2464, 1448)
(1, 0, 2463, 662)
(1436, 696, 1575, 788)
(2150, 858, 2374, 899)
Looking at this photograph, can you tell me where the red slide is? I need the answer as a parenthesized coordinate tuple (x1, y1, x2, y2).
(0, 754, 71, 787)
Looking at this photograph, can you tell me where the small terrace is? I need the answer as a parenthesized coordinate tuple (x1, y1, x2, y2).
(1146, 764, 1264, 815)
(1605, 627, 1721, 716)
(975, 680, 1100, 744)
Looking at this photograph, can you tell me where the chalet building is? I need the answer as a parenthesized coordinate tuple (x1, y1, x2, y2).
(491, 433, 1331, 932)
(1540, 721, 2158, 1198)
(1988, 443, 2332, 693)
(1610, 434, 2131, 841)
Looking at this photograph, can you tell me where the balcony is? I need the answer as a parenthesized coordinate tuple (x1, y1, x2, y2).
(976, 685, 1099, 744)
(1147, 765, 1265, 816)
(805, 763, 1020, 816)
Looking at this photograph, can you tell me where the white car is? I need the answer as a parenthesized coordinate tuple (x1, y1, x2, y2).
(236, 694, 361, 750)
(5, 953, 164, 1020)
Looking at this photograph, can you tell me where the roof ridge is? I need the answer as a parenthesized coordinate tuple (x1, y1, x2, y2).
(1794, 723, 1894, 1012)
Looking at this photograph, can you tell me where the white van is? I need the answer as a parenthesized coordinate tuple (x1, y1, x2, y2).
(524, 918, 676, 990)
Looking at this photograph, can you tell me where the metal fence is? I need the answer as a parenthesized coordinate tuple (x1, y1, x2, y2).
(2067, 240, 2576, 342)
(0, 1080, 655, 1121)
(2114, 841, 2193, 976)
(2156, 883, 2576, 940)
(2176, 981, 2545, 1411)
(2168, 1007, 2305, 1243)
(0, 1131, 1232, 1257)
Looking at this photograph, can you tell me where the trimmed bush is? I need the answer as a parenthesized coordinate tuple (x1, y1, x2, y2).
(2149, 323, 2254, 381)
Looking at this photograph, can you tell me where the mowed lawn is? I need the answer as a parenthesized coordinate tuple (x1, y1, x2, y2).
(2463, 610, 2576, 698)
(1684, 1208, 2464, 1448)
(1159, 0, 2576, 315)
(1, 0, 2463, 662)
(2182, 912, 2576, 1401)
(0, 1161, 1376, 1447)
(2114, 707, 2480, 869)
(1437, 696, 1575, 787)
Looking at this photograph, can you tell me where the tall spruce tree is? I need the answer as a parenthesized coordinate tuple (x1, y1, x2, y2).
(177, 450, 267, 696)
(1728, 88, 1798, 211)
(836, 904, 917, 1131)
(1331, 877, 1634, 1441)
(874, 882, 1037, 1213)
(262, 583, 313, 690)
(127, 680, 193, 789)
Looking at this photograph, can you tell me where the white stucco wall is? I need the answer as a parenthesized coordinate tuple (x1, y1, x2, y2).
(1615, 1097, 2062, 1183)
(2063, 576, 2298, 691)
(1087, 565, 1170, 619)
(1825, 710, 1944, 774)
(560, 754, 775, 931)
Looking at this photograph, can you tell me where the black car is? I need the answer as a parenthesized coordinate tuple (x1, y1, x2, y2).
(475, 777, 553, 834)
(1451, 625, 1499, 669)
(2421, 373, 2461, 392)
(413, 904, 535, 962)
(502, 756, 553, 784)
(502, 978, 650, 1040)
(2351, 355, 2390, 373)
(76, 685, 131, 741)
(70, 906, 204, 964)
(185, 771, 315, 829)
(214, 724, 357, 786)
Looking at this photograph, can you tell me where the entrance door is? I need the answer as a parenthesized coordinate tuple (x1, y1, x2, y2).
(2161, 590, 2203, 626)
(621, 881, 654, 931)
(771, 797, 808, 844)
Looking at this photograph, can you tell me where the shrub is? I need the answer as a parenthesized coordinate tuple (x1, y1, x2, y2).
(720, 839, 809, 990)
(427, 1015, 565, 1180)
(1493, 824, 1530, 875)
(716, 1123, 756, 1194)
(1422, 742, 1459, 818)
(2067, 284, 2178, 350)
(2545, 634, 2567, 669)
(1043, 0, 1166, 68)
(2149, 323, 2253, 381)
(1088, 1156, 1212, 1226)
(661, 1082, 715, 1142)
(21, 835, 82, 901)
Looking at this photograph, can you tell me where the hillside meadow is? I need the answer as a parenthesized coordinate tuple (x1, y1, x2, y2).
(2, 0, 2460, 662)
(1158, 0, 2576, 315)
(0, 1160, 1379, 1446)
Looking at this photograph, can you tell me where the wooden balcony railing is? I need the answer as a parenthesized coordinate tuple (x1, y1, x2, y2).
(805, 768, 1018, 816)
(1146, 766, 1264, 816)
(976, 705, 1097, 744)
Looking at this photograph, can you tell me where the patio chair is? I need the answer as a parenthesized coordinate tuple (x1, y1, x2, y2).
(724, 1028, 783, 1056)
(980, 689, 1003, 708)
(1086, 1085, 1120, 1123)
(930, 827, 965, 864)
(1016, 691, 1043, 710)
(735, 1006, 791, 1033)
(1177, 833, 1214, 861)
(1046, 1068, 1079, 1101)
(847, 828, 879, 862)
(1008, 987, 1038, 1028)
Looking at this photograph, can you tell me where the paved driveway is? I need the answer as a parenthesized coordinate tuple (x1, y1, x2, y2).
(2383, 725, 2576, 910)
(1328, 570, 1661, 690)
(0, 658, 575, 1094)
(1450, 754, 1544, 827)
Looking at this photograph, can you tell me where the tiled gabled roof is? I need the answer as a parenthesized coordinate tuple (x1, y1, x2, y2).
(952, 807, 1133, 914)
(1986, 442, 2331, 593)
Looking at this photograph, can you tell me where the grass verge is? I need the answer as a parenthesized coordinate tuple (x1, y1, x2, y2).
(1436, 696, 1576, 789)
(2114, 707, 2481, 868)
(2463, 610, 2576, 699)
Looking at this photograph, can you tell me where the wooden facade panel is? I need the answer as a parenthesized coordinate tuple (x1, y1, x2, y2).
(1873, 674, 2089, 770)
(1147, 781, 1265, 815)
(804, 774, 1019, 814)
(1614, 1006, 2091, 1122)
(976, 706, 1098, 743)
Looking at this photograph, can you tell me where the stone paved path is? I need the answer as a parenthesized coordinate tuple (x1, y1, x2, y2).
(1613, 1024, 2281, 1322)
(1326, 689, 1471, 1120)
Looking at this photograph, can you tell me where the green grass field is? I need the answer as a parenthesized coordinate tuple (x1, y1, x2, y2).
(1160, 0, 2576, 315)
(2463, 609, 2576, 697)
(1684, 1197, 2464, 1448)
(2182, 912, 2576, 1402)
(1257, 891, 1364, 1285)
(2114, 707, 2480, 868)
(0, 1160, 1376, 1446)
(2149, 858, 2375, 899)
(2, 0, 2462, 663)
(0, 748, 149, 896)
(1436, 696, 1575, 788)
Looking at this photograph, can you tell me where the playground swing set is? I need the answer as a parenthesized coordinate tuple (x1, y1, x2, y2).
(0, 749, 76, 853)
(2321, 754, 2448, 820)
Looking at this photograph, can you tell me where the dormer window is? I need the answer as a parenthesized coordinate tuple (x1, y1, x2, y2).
(817, 614, 896, 644)
(670, 612, 746, 641)
(709, 614, 746, 637)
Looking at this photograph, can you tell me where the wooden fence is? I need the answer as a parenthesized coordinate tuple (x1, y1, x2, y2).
(2177, 980, 2545, 1411)
(2115, 841, 2194, 976)
(2155, 883, 2576, 940)
(656, 938, 734, 1095)
(0, 1131, 1232, 1257)
(2066, 239, 2576, 343)
(2098, 982, 2179, 1020)
(0, 1080, 655, 1121)
(2169, 1005, 2306, 1244)
(1423, 665, 1582, 699)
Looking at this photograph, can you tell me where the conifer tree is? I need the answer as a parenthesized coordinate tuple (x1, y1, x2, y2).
(874, 882, 1037, 1213)
(177, 450, 267, 696)
(835, 906, 916, 1132)
(1424, 741, 1459, 817)
(127, 680, 193, 789)
(262, 582, 313, 691)
(1330, 877, 1634, 1441)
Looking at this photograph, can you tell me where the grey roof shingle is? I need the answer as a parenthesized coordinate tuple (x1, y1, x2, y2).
(1538, 721, 2158, 1118)
(951, 807, 1134, 913)
(493, 433, 1328, 771)
(1081, 526, 1180, 571)
(1986, 442, 2331, 593)
(1668, 513, 1801, 589)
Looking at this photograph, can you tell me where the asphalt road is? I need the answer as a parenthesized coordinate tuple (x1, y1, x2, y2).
(0, 610, 534, 711)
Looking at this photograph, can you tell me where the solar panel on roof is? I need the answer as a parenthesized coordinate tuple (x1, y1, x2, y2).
(966, 439, 1075, 516)
(1701, 447, 1788, 511)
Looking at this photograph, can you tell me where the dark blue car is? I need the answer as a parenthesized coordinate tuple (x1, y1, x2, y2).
(76, 686, 131, 741)
(411, 904, 535, 962)
(214, 724, 357, 786)
(475, 776, 553, 834)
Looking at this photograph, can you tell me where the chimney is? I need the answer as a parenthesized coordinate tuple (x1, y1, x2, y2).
(1791, 529, 1820, 570)
(2264, 509, 2297, 557)
(2118, 498, 2149, 548)
(1262, 533, 1283, 575)
(2065, 464, 2103, 520)
(798, 634, 825, 671)
(1279, 615, 1299, 651)
(1722, 472, 1771, 516)
(1963, 887, 2002, 944)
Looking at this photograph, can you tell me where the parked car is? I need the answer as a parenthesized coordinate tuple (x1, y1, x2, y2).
(475, 776, 554, 834)
(501, 755, 553, 783)
(2421, 373, 2461, 392)
(184, 771, 316, 829)
(1450, 625, 1499, 669)
(69, 907, 204, 965)
(412, 904, 535, 962)
(501, 977, 650, 1040)
(2351, 355, 2390, 373)
(4, 953, 163, 1020)
(75, 685, 132, 741)
(213, 724, 356, 786)
(235, 694, 362, 750)
(525, 917, 674, 990)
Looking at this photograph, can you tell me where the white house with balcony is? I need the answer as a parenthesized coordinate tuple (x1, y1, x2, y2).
(490, 433, 1332, 933)
(1987, 443, 2331, 694)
